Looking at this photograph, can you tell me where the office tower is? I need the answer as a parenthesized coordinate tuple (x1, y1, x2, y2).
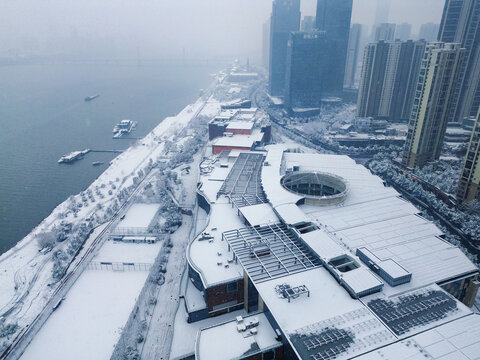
(315, 0, 353, 96)
(285, 31, 331, 107)
(344, 23, 362, 88)
(357, 40, 425, 121)
(457, 107, 480, 202)
(402, 43, 465, 168)
(262, 19, 270, 69)
(269, 0, 301, 96)
(419, 22, 440, 41)
(439, 0, 480, 123)
(374, 23, 396, 41)
(396, 23, 412, 41)
(301, 16, 316, 32)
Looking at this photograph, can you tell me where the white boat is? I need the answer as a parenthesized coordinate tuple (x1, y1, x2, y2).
(113, 119, 137, 138)
(58, 149, 90, 164)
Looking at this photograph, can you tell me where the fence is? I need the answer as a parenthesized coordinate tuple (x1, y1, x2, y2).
(87, 261, 152, 271)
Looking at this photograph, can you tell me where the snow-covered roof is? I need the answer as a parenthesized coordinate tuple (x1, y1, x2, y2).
(261, 147, 478, 297)
(357, 314, 480, 360)
(239, 203, 279, 227)
(196, 313, 281, 360)
(274, 203, 309, 226)
(188, 201, 244, 288)
(255, 268, 396, 359)
(226, 121, 254, 131)
(212, 132, 264, 148)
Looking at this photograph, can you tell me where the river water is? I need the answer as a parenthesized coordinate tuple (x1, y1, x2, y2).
(0, 62, 219, 254)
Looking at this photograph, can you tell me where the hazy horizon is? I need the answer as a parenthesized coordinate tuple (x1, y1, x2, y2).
(0, 0, 444, 62)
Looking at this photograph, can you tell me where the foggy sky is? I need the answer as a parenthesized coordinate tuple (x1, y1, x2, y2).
(0, 0, 445, 61)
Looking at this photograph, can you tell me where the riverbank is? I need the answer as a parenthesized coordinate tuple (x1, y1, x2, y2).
(0, 80, 221, 355)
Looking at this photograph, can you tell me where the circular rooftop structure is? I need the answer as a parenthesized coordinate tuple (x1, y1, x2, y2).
(281, 171, 348, 206)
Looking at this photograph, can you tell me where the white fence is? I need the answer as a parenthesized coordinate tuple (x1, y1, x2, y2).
(87, 261, 153, 271)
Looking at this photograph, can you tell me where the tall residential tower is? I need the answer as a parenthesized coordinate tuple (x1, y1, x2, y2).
(402, 43, 465, 168)
(438, 0, 480, 123)
(457, 107, 480, 202)
(357, 40, 426, 121)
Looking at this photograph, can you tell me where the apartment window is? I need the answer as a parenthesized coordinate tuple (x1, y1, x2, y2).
(227, 281, 238, 293)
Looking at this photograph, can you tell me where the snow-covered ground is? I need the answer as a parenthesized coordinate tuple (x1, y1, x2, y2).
(0, 91, 220, 334)
(21, 231, 165, 360)
(93, 241, 162, 264)
(20, 269, 147, 360)
(116, 203, 160, 229)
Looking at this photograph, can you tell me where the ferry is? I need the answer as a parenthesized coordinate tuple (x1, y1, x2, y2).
(58, 149, 90, 164)
(113, 119, 137, 138)
(84, 94, 100, 102)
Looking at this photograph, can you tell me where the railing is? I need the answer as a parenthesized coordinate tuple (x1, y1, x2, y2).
(87, 261, 152, 271)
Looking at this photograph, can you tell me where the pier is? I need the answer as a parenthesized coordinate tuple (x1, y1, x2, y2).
(58, 149, 123, 164)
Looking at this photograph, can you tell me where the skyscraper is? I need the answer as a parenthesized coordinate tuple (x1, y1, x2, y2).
(438, 0, 480, 123)
(269, 0, 301, 96)
(396, 23, 412, 41)
(285, 31, 331, 107)
(344, 24, 362, 88)
(419, 22, 440, 42)
(457, 107, 480, 202)
(357, 40, 425, 121)
(315, 0, 353, 96)
(374, 23, 396, 41)
(301, 16, 316, 32)
(402, 43, 465, 168)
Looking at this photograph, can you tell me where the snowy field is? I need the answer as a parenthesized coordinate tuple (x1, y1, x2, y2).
(20, 269, 147, 360)
(94, 241, 162, 264)
(116, 203, 160, 229)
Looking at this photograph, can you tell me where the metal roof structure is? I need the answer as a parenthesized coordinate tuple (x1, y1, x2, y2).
(218, 152, 268, 208)
(223, 223, 321, 283)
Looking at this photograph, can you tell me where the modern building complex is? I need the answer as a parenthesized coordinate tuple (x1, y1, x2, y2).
(269, 0, 301, 96)
(402, 42, 465, 168)
(284, 31, 332, 108)
(457, 108, 480, 202)
(208, 107, 271, 154)
(180, 127, 480, 359)
(315, 0, 353, 97)
(374, 23, 396, 41)
(344, 23, 362, 88)
(357, 39, 426, 121)
(438, 0, 480, 123)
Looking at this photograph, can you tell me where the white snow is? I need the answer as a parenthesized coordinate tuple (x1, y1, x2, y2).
(93, 241, 162, 264)
(116, 203, 160, 229)
(188, 201, 244, 287)
(21, 270, 148, 360)
(0, 93, 219, 332)
(197, 313, 281, 360)
(169, 298, 246, 360)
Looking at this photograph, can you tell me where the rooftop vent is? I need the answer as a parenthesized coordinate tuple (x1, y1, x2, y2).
(275, 283, 310, 302)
